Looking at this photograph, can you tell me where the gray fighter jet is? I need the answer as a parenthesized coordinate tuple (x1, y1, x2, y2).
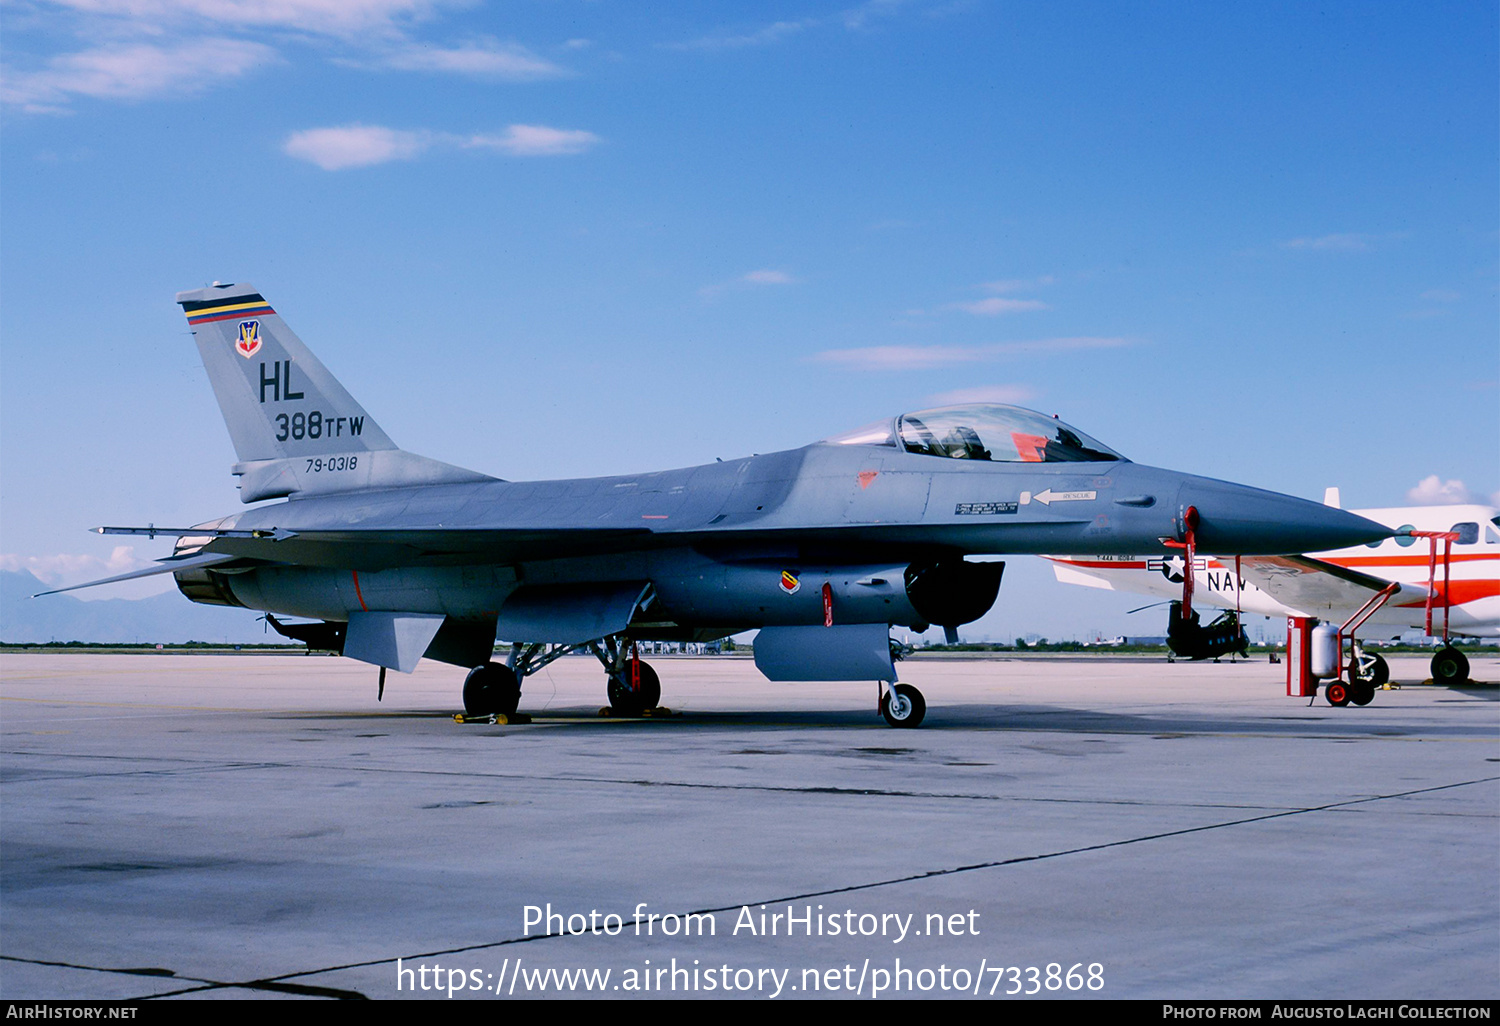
(48, 283, 1389, 726)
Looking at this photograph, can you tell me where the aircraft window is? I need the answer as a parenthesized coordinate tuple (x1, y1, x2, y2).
(1450, 522, 1479, 545)
(824, 419, 898, 448)
(895, 405, 1125, 463)
(1487, 518, 1500, 544)
(1394, 525, 1416, 547)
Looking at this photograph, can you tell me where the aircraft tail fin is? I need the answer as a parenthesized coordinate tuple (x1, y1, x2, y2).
(178, 282, 494, 502)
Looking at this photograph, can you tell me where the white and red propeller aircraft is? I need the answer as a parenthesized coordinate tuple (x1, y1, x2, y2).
(1047, 492, 1498, 689)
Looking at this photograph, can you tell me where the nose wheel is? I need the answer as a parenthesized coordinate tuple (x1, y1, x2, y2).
(880, 682, 926, 728)
(1349, 651, 1389, 688)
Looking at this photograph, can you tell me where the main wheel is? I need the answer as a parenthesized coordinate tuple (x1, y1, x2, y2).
(463, 663, 521, 716)
(1349, 681, 1375, 706)
(1325, 681, 1350, 707)
(880, 683, 926, 728)
(1349, 652, 1389, 688)
(1431, 647, 1469, 685)
(607, 660, 661, 716)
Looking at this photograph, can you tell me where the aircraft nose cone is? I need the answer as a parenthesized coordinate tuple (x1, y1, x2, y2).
(1183, 478, 1391, 554)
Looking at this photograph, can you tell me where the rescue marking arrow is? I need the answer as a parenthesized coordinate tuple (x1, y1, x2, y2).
(1030, 488, 1097, 506)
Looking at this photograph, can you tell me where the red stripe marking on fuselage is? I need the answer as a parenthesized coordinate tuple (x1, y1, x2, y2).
(1393, 580, 1500, 607)
(1325, 552, 1498, 568)
(352, 570, 369, 612)
(1050, 558, 1151, 569)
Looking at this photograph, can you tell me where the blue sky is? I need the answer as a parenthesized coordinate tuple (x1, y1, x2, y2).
(2, 1, 1496, 640)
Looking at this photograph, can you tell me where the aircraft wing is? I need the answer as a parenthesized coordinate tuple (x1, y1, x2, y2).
(144, 524, 972, 571)
(1236, 555, 1428, 615)
(194, 526, 657, 568)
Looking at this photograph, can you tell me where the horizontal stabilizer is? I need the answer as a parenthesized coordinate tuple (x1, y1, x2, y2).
(31, 552, 240, 597)
(1051, 562, 1117, 590)
(234, 449, 493, 503)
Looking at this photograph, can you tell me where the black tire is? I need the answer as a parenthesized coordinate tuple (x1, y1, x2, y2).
(880, 683, 926, 728)
(1349, 681, 1375, 706)
(1349, 652, 1389, 688)
(463, 663, 521, 716)
(1325, 681, 1350, 707)
(1431, 647, 1469, 685)
(607, 660, 660, 715)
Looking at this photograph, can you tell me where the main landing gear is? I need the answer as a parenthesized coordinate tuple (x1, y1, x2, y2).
(462, 634, 671, 720)
(463, 662, 521, 717)
(463, 633, 932, 726)
(595, 637, 661, 716)
(1431, 646, 1469, 685)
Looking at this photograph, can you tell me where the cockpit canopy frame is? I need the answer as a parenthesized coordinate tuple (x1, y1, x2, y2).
(825, 404, 1127, 464)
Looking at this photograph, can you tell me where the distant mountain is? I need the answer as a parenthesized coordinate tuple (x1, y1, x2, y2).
(1, 570, 273, 644)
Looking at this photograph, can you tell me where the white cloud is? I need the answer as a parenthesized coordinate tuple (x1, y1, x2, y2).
(2, 38, 274, 111)
(46, 0, 447, 39)
(813, 345, 988, 370)
(926, 384, 1037, 405)
(981, 275, 1055, 294)
(370, 40, 567, 79)
(664, 0, 914, 49)
(1419, 289, 1461, 302)
(283, 124, 427, 170)
(699, 269, 798, 297)
(842, 0, 908, 29)
(1406, 476, 1475, 505)
(283, 123, 600, 169)
(465, 124, 599, 156)
(812, 337, 1128, 370)
(949, 297, 1048, 316)
(665, 19, 817, 51)
(742, 269, 794, 285)
(994, 336, 1129, 355)
(1, 546, 148, 587)
(1281, 233, 1376, 252)
(10, 3, 568, 113)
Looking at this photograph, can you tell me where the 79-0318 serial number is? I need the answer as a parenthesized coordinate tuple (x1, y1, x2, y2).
(305, 455, 359, 473)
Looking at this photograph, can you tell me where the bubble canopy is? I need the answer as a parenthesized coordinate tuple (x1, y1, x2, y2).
(824, 405, 1127, 463)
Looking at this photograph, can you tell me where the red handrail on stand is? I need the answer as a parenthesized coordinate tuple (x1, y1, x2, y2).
(1411, 530, 1458, 644)
(1335, 530, 1457, 684)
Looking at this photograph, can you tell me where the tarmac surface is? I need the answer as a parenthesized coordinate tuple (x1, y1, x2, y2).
(1, 651, 1496, 1001)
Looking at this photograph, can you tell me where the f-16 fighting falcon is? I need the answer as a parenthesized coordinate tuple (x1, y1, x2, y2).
(42, 283, 1390, 727)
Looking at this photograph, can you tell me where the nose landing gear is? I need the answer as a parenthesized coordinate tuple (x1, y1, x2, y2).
(880, 682, 926, 728)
